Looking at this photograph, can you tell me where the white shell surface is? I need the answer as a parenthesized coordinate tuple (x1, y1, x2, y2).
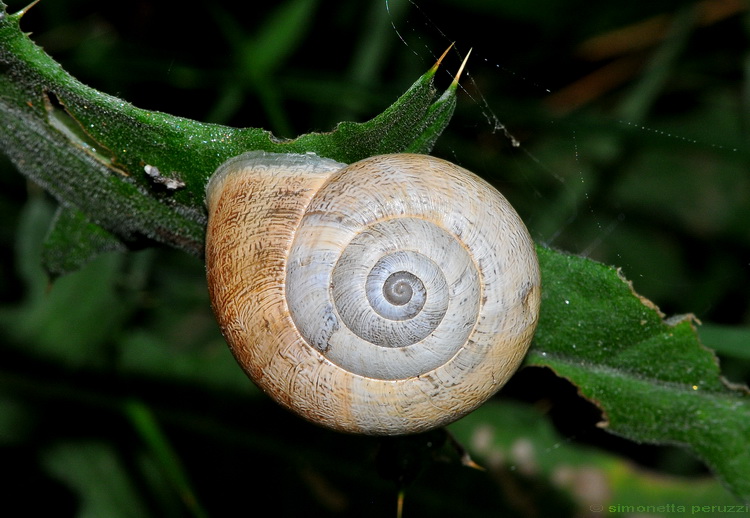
(205, 152, 541, 435)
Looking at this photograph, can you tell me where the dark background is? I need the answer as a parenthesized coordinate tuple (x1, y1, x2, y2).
(1, 0, 748, 516)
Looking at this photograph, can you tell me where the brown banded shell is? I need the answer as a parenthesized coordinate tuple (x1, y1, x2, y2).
(205, 151, 540, 435)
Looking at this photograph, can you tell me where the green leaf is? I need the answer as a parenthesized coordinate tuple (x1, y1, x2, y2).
(450, 400, 739, 513)
(210, 0, 319, 134)
(41, 441, 152, 518)
(3, 0, 748, 506)
(123, 400, 208, 518)
(42, 207, 127, 277)
(247, 0, 317, 74)
(0, 195, 132, 369)
(528, 246, 750, 501)
(700, 324, 750, 361)
(0, 1, 457, 263)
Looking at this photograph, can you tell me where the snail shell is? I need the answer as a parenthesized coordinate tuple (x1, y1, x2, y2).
(205, 151, 540, 435)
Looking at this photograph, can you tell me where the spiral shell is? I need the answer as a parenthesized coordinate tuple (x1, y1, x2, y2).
(205, 151, 540, 435)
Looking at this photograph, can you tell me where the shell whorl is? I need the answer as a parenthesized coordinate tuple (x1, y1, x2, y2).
(205, 151, 540, 435)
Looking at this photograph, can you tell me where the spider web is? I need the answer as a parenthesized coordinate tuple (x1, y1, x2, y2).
(383, 0, 747, 325)
(382, 0, 749, 495)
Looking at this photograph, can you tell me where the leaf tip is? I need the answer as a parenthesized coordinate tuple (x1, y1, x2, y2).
(430, 43, 455, 75)
(12, 0, 40, 19)
(450, 48, 472, 91)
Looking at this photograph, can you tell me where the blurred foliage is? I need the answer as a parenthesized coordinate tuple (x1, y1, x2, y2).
(1, 0, 749, 516)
